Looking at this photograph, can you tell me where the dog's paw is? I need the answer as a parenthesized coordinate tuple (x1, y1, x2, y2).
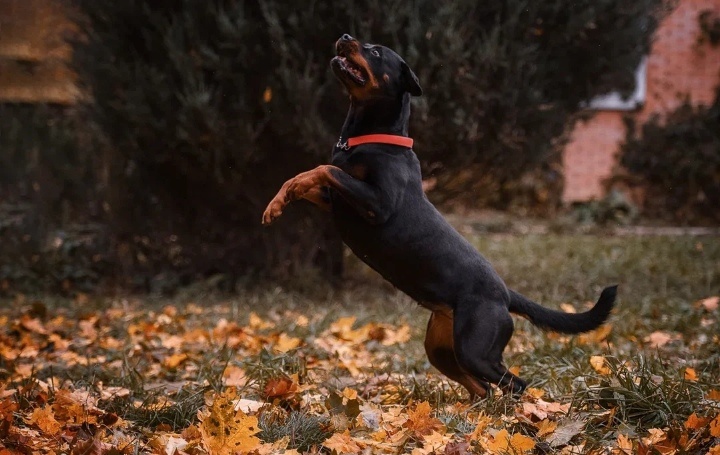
(262, 199, 285, 225)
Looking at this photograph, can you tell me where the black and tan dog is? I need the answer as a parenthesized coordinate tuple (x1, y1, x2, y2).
(262, 34, 617, 398)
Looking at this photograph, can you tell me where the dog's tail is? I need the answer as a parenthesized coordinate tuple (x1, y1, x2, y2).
(508, 285, 617, 334)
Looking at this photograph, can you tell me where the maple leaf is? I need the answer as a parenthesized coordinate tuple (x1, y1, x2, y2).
(198, 390, 261, 455)
(485, 429, 535, 454)
(28, 407, 61, 435)
(263, 375, 299, 400)
(710, 414, 720, 438)
(273, 333, 301, 353)
(684, 412, 710, 430)
(323, 429, 363, 454)
(613, 433, 633, 454)
(404, 401, 444, 438)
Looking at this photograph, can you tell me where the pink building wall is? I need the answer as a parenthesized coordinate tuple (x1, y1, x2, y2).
(562, 0, 720, 203)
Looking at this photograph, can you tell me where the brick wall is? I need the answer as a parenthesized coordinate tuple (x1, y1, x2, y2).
(562, 0, 720, 203)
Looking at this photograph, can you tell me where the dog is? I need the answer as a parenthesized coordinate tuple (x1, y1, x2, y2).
(262, 34, 617, 398)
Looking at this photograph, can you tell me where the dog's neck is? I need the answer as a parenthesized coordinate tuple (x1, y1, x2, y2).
(339, 93, 411, 141)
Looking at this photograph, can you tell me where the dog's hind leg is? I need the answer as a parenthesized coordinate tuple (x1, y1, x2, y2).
(424, 309, 489, 399)
(452, 299, 527, 396)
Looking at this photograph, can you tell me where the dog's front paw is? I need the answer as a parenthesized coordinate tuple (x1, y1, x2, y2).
(262, 199, 285, 225)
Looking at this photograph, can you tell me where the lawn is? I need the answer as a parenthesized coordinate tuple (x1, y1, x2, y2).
(0, 232, 719, 454)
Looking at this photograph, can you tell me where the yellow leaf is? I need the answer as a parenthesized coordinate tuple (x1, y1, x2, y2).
(486, 429, 535, 454)
(590, 356, 611, 375)
(509, 365, 521, 376)
(468, 412, 492, 441)
(536, 419, 558, 438)
(29, 407, 61, 435)
(323, 429, 363, 454)
(526, 387, 545, 399)
(342, 387, 358, 401)
(199, 390, 261, 455)
(578, 324, 613, 344)
(683, 367, 697, 381)
(249, 312, 274, 330)
(163, 353, 188, 369)
(263, 87, 273, 103)
(274, 333, 301, 353)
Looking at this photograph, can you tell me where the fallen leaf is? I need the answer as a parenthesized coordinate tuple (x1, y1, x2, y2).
(710, 414, 720, 437)
(684, 412, 710, 430)
(28, 407, 61, 435)
(697, 296, 719, 311)
(536, 419, 558, 438)
(263, 376, 299, 400)
(590, 355, 611, 375)
(404, 401, 444, 437)
(683, 367, 697, 381)
(323, 429, 363, 454)
(545, 420, 584, 447)
(198, 390, 261, 455)
(485, 429, 535, 454)
(263, 87, 273, 103)
(644, 331, 679, 349)
(274, 333, 301, 353)
(614, 433, 633, 454)
(708, 390, 720, 401)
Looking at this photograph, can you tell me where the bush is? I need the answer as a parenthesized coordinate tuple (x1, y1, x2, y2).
(619, 92, 720, 224)
(0, 0, 661, 289)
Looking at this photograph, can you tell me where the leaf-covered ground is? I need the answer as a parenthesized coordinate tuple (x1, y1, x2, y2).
(1, 233, 719, 454)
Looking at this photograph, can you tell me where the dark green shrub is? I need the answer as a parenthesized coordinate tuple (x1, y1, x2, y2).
(619, 92, 720, 224)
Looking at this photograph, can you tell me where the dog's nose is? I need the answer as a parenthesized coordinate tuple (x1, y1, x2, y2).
(340, 34, 354, 42)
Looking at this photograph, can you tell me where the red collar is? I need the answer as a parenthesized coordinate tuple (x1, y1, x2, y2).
(337, 134, 413, 150)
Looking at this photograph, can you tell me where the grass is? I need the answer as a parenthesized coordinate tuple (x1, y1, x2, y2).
(1, 231, 719, 453)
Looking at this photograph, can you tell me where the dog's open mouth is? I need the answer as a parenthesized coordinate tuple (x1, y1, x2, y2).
(332, 55, 367, 85)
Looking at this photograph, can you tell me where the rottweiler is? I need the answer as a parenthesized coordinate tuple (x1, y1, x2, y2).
(262, 34, 617, 398)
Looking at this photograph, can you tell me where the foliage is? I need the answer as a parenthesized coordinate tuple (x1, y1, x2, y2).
(619, 91, 720, 224)
(1, 233, 719, 453)
(20, 0, 661, 289)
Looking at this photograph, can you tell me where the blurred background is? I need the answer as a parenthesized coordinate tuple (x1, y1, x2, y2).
(0, 0, 718, 294)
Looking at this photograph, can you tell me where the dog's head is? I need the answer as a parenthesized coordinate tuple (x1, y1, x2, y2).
(330, 34, 422, 101)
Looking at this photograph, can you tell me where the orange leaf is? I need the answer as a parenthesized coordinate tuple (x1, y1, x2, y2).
(163, 353, 188, 369)
(198, 390, 261, 455)
(536, 419, 558, 438)
(615, 433, 633, 454)
(697, 296, 719, 311)
(683, 367, 697, 381)
(485, 429, 535, 454)
(262, 87, 273, 103)
(263, 376, 298, 400)
(29, 407, 61, 435)
(707, 389, 720, 401)
(710, 414, 720, 438)
(323, 429, 363, 454)
(590, 355, 611, 375)
(404, 401, 444, 437)
(684, 412, 710, 430)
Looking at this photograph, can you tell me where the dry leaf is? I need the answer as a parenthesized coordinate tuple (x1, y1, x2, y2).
(199, 390, 261, 455)
(263, 376, 299, 400)
(684, 412, 710, 430)
(710, 414, 720, 437)
(590, 355, 611, 375)
(614, 433, 633, 454)
(28, 407, 61, 435)
(537, 419, 558, 438)
(684, 367, 697, 381)
(274, 333, 301, 353)
(404, 401, 444, 437)
(644, 331, 679, 349)
(708, 390, 720, 401)
(263, 87, 273, 103)
(697, 296, 719, 311)
(323, 429, 363, 454)
(545, 420, 584, 447)
(485, 429, 535, 454)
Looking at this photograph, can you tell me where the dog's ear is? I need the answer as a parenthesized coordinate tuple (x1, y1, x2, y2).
(401, 61, 422, 96)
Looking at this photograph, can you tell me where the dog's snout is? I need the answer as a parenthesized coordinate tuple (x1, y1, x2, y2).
(340, 34, 354, 42)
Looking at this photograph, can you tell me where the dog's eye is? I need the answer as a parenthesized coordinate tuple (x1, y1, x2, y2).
(371, 49, 381, 57)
